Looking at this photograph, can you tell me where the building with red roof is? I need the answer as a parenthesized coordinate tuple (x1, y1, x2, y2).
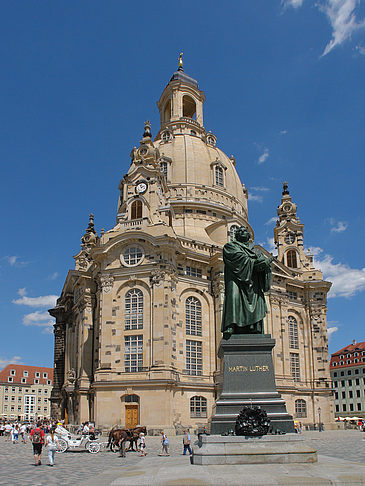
(330, 340, 365, 418)
(0, 364, 53, 421)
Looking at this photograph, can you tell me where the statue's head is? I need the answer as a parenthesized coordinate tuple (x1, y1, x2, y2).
(235, 226, 251, 243)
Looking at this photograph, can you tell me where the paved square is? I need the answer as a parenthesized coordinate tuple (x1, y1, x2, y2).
(1, 430, 365, 485)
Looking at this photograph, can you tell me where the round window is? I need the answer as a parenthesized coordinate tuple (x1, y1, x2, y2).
(121, 246, 144, 267)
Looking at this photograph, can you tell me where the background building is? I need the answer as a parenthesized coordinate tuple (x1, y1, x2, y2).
(0, 364, 53, 422)
(330, 341, 365, 418)
(49, 65, 334, 433)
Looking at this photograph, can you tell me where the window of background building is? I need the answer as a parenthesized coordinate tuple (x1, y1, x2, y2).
(342, 391, 346, 399)
(341, 380, 345, 386)
(356, 378, 360, 385)
(185, 297, 202, 336)
(290, 353, 300, 382)
(357, 390, 361, 398)
(186, 340, 202, 376)
(358, 403, 362, 411)
(355, 369, 359, 374)
(124, 335, 143, 373)
(229, 225, 239, 242)
(294, 399, 307, 418)
(348, 370, 352, 375)
(125, 288, 143, 330)
(287, 291, 297, 301)
(334, 392, 338, 399)
(350, 404, 354, 411)
(334, 381, 338, 388)
(190, 396, 207, 418)
(334, 372, 337, 377)
(348, 379, 352, 386)
(10, 370, 16, 376)
(288, 316, 299, 349)
(349, 391, 353, 398)
(335, 405, 339, 412)
(343, 404, 346, 411)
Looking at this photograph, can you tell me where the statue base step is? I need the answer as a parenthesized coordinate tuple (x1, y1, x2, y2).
(210, 335, 295, 434)
(192, 434, 317, 465)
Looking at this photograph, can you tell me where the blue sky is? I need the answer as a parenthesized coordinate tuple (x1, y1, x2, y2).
(1, 0, 365, 368)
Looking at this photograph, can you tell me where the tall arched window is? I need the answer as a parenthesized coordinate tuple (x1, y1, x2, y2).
(295, 399, 307, 418)
(190, 396, 207, 418)
(131, 200, 142, 220)
(125, 289, 143, 330)
(288, 316, 298, 349)
(215, 166, 224, 187)
(186, 297, 202, 336)
(183, 95, 196, 118)
(286, 249, 297, 268)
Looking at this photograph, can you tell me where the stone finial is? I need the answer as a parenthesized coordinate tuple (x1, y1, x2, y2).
(282, 181, 289, 195)
(86, 213, 96, 234)
(143, 121, 152, 138)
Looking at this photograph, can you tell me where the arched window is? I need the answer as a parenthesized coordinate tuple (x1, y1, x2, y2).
(164, 99, 171, 123)
(286, 249, 297, 268)
(131, 200, 142, 220)
(288, 316, 298, 349)
(183, 95, 196, 118)
(160, 161, 168, 178)
(295, 399, 307, 418)
(215, 166, 224, 187)
(229, 225, 239, 241)
(190, 396, 207, 418)
(186, 297, 202, 336)
(125, 289, 143, 330)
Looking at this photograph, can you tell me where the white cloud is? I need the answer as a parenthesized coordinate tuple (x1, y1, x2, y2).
(7, 256, 18, 266)
(355, 44, 365, 54)
(17, 288, 27, 297)
(265, 216, 278, 226)
(4, 256, 28, 267)
(280, 129, 288, 135)
(0, 355, 23, 370)
(247, 193, 263, 203)
(266, 237, 277, 255)
(48, 272, 59, 280)
(314, 253, 365, 297)
(329, 218, 348, 233)
(12, 292, 58, 308)
(23, 311, 55, 334)
(327, 326, 339, 338)
(320, 0, 365, 56)
(258, 148, 270, 164)
(282, 0, 304, 7)
(251, 186, 270, 192)
(305, 246, 324, 256)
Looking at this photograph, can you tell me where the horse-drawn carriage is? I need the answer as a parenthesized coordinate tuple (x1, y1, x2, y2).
(55, 425, 102, 454)
(107, 425, 147, 453)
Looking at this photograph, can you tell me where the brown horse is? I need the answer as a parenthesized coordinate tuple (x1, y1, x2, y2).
(107, 426, 147, 452)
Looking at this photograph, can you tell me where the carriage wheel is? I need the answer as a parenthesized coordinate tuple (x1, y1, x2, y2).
(110, 442, 119, 453)
(87, 442, 101, 454)
(57, 438, 68, 453)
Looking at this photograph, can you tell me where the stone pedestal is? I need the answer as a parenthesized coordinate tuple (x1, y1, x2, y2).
(210, 334, 295, 434)
(192, 434, 317, 465)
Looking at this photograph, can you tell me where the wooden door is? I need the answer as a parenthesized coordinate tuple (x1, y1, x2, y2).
(125, 404, 138, 428)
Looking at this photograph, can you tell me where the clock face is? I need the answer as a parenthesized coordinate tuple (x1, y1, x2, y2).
(136, 182, 147, 194)
(283, 204, 291, 212)
(285, 233, 295, 244)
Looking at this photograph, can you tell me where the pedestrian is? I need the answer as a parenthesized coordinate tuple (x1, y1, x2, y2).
(20, 423, 27, 443)
(30, 421, 45, 466)
(139, 432, 147, 456)
(4, 422, 11, 441)
(45, 427, 60, 467)
(119, 430, 128, 458)
(182, 430, 192, 455)
(159, 431, 170, 456)
(0, 423, 4, 436)
(13, 424, 19, 443)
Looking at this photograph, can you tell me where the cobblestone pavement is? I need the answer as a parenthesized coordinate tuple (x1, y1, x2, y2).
(0, 430, 364, 486)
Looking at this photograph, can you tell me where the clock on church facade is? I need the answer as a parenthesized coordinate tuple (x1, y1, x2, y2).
(49, 64, 334, 432)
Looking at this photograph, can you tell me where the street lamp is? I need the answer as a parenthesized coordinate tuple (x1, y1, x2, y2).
(318, 407, 322, 432)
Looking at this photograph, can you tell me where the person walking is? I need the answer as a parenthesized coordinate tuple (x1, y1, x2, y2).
(159, 431, 170, 456)
(139, 432, 147, 456)
(45, 427, 60, 467)
(4, 422, 11, 441)
(30, 422, 45, 466)
(182, 430, 192, 455)
(13, 424, 19, 443)
(119, 430, 128, 458)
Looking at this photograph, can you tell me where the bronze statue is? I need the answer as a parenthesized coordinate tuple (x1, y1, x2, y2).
(221, 226, 273, 340)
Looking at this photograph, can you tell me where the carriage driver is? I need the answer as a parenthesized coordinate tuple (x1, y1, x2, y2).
(118, 430, 128, 458)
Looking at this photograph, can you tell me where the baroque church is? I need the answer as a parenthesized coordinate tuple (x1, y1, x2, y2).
(49, 62, 334, 433)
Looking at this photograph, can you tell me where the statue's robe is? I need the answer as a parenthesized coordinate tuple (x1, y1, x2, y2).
(221, 240, 271, 339)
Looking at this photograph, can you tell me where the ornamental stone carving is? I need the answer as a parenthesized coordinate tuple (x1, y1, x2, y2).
(100, 274, 114, 293)
(150, 270, 165, 286)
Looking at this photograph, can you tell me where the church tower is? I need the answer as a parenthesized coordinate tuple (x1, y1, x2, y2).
(49, 61, 334, 432)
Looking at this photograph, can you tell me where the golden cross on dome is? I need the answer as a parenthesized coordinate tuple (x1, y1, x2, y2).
(178, 52, 183, 70)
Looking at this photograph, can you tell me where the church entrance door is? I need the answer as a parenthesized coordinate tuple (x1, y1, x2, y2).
(125, 404, 138, 428)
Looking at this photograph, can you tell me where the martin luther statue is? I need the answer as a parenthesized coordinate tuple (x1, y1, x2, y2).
(221, 226, 273, 340)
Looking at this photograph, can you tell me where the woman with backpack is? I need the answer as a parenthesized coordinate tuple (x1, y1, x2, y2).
(159, 431, 170, 456)
(45, 427, 60, 466)
(30, 422, 45, 466)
